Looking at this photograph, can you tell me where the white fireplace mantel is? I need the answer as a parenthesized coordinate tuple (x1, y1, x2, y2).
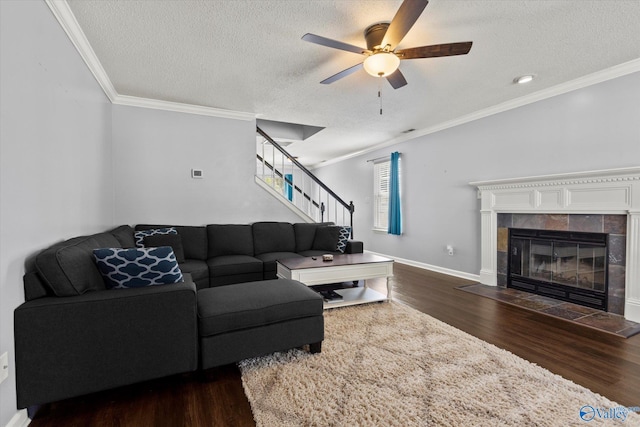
(470, 167, 640, 322)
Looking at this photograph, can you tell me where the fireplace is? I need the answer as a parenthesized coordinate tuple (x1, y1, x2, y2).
(470, 167, 640, 323)
(508, 228, 608, 311)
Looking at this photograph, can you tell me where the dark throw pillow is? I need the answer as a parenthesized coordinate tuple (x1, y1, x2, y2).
(134, 227, 177, 247)
(143, 233, 185, 263)
(93, 247, 183, 289)
(312, 225, 351, 253)
(312, 226, 341, 252)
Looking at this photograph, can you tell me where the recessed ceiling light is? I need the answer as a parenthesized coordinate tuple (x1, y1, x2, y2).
(514, 75, 535, 84)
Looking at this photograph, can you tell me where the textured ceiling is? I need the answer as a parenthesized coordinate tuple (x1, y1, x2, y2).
(66, 0, 640, 166)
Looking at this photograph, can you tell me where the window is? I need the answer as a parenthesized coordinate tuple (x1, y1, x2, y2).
(373, 159, 390, 231)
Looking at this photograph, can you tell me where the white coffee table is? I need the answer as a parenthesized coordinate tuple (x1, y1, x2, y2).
(276, 253, 394, 309)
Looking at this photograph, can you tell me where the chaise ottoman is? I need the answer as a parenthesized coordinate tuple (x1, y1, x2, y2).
(197, 279, 324, 369)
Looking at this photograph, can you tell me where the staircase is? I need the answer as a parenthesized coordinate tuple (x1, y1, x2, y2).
(255, 127, 355, 237)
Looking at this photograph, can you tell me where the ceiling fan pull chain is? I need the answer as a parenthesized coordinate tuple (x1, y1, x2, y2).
(378, 79, 383, 115)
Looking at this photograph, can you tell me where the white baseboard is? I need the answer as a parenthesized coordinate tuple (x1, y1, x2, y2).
(6, 410, 29, 427)
(365, 250, 481, 282)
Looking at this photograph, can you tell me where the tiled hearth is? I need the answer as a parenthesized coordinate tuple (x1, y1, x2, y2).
(459, 283, 640, 338)
(496, 213, 627, 315)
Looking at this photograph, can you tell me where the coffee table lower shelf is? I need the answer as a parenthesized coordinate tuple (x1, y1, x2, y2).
(319, 287, 388, 309)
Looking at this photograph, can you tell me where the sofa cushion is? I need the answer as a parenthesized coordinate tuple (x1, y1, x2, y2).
(135, 225, 208, 261)
(293, 222, 334, 252)
(134, 227, 177, 247)
(175, 226, 208, 260)
(207, 255, 263, 277)
(178, 260, 208, 289)
(144, 234, 185, 263)
(109, 225, 136, 248)
(197, 279, 323, 337)
(35, 233, 121, 297)
(252, 222, 296, 255)
(255, 252, 303, 272)
(207, 225, 254, 257)
(93, 247, 183, 289)
(254, 252, 302, 263)
(23, 271, 51, 301)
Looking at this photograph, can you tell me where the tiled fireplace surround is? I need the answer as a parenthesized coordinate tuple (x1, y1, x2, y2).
(496, 213, 626, 315)
(471, 167, 640, 323)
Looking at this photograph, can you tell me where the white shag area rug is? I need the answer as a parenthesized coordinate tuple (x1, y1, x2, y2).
(240, 302, 640, 426)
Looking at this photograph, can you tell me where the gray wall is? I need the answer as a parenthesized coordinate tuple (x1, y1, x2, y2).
(0, 1, 114, 424)
(0, 3, 300, 424)
(112, 105, 302, 225)
(315, 72, 640, 277)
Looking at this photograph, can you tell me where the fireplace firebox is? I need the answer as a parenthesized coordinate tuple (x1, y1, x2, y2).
(508, 228, 608, 311)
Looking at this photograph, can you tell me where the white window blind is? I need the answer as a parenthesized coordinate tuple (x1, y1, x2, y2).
(373, 159, 390, 231)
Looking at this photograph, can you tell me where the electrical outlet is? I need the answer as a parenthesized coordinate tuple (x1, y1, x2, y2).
(0, 352, 8, 384)
(446, 245, 454, 256)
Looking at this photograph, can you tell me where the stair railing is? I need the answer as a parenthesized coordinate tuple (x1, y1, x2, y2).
(256, 126, 355, 237)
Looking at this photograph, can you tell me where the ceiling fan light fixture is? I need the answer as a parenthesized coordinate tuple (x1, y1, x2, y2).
(302, 0, 473, 89)
(363, 52, 400, 78)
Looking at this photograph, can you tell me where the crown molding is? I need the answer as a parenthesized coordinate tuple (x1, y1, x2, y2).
(314, 59, 640, 169)
(112, 95, 256, 121)
(45, 0, 117, 101)
(45, 0, 255, 122)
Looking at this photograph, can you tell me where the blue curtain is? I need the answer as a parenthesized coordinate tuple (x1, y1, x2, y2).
(388, 152, 402, 235)
(285, 174, 293, 201)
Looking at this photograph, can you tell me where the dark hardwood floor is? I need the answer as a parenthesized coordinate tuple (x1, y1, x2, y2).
(30, 263, 640, 426)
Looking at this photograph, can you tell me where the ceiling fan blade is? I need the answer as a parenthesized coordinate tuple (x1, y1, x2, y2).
(320, 63, 364, 84)
(386, 69, 408, 89)
(396, 41, 473, 59)
(381, 0, 429, 48)
(302, 33, 370, 55)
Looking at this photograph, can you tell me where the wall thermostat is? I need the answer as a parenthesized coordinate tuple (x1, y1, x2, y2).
(191, 169, 203, 179)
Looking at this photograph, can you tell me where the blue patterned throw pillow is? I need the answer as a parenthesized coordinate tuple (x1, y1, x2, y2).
(94, 247, 183, 289)
(336, 226, 351, 253)
(134, 227, 177, 247)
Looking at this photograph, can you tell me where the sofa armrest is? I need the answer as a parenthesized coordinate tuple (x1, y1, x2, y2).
(14, 280, 198, 408)
(345, 240, 364, 254)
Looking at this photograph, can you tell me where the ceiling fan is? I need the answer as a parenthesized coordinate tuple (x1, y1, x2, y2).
(302, 0, 472, 89)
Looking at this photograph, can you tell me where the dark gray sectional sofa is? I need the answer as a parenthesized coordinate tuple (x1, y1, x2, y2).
(14, 221, 363, 409)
